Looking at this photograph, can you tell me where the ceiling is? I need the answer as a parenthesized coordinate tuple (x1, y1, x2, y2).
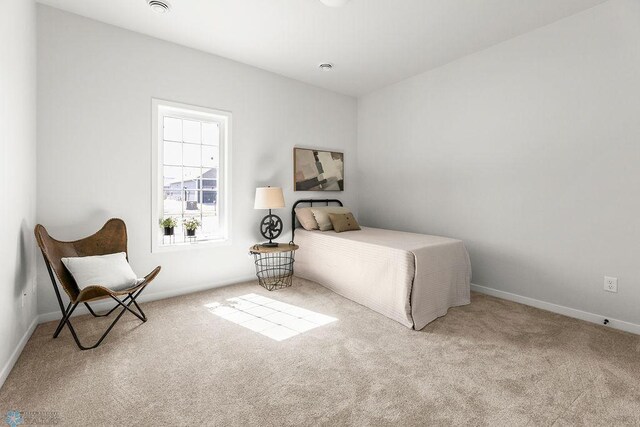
(36, 0, 608, 96)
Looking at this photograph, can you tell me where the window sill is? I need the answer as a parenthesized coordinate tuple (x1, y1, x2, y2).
(152, 237, 231, 253)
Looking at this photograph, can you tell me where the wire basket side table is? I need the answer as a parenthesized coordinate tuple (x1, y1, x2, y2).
(249, 243, 299, 291)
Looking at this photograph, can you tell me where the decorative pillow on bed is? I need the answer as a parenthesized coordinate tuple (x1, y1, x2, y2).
(328, 213, 361, 233)
(61, 252, 138, 291)
(294, 207, 319, 230)
(310, 206, 352, 231)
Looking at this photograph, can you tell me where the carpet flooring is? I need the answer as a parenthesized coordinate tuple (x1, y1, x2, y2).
(1, 277, 639, 426)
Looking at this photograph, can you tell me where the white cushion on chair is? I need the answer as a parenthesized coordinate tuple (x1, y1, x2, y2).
(61, 252, 138, 291)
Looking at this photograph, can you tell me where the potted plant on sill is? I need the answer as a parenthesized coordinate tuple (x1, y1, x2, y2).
(183, 218, 201, 237)
(160, 217, 178, 236)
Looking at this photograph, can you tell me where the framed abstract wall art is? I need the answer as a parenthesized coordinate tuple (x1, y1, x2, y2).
(293, 148, 344, 191)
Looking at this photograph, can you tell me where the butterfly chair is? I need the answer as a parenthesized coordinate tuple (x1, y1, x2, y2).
(34, 218, 161, 350)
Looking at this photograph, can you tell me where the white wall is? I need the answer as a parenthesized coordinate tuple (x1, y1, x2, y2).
(0, 0, 38, 386)
(358, 0, 640, 326)
(37, 6, 357, 317)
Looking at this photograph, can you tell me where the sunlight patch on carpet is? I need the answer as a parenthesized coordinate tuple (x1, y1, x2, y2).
(205, 293, 337, 341)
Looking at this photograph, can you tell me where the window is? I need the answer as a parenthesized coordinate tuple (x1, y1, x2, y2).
(152, 100, 231, 251)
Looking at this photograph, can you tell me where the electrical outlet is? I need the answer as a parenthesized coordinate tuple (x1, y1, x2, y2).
(604, 276, 618, 293)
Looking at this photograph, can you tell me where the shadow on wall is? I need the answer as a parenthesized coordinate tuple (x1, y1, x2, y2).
(14, 219, 33, 299)
(41, 208, 115, 239)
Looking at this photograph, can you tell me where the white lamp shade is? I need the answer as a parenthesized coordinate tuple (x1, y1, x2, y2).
(254, 187, 285, 209)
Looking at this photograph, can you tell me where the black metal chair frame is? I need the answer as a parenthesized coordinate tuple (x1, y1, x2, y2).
(43, 259, 150, 350)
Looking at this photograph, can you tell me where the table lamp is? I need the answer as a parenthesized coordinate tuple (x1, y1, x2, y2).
(254, 186, 285, 247)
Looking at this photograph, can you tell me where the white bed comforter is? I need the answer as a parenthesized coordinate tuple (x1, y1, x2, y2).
(294, 227, 471, 329)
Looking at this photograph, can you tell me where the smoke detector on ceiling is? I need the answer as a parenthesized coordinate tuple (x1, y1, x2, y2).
(319, 0, 351, 7)
(148, 0, 171, 13)
(319, 63, 334, 71)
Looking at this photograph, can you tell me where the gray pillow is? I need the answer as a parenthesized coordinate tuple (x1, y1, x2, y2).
(328, 212, 361, 233)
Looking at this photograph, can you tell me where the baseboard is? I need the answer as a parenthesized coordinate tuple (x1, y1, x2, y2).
(471, 283, 640, 335)
(38, 275, 257, 324)
(0, 315, 39, 390)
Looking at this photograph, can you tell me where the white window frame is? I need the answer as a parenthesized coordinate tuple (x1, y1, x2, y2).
(151, 99, 232, 253)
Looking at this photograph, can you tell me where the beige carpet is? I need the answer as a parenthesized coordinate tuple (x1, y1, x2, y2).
(1, 277, 639, 426)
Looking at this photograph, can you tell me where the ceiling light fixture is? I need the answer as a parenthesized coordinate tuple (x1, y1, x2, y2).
(319, 0, 351, 7)
(148, 0, 171, 13)
(319, 63, 334, 71)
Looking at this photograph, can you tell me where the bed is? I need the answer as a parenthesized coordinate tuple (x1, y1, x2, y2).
(292, 199, 471, 330)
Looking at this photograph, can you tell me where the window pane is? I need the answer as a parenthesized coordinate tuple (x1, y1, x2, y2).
(163, 166, 182, 188)
(202, 191, 217, 215)
(202, 122, 219, 146)
(184, 192, 201, 213)
(183, 144, 201, 167)
(201, 215, 219, 236)
(184, 190, 199, 202)
(201, 167, 216, 180)
(163, 141, 182, 165)
(183, 120, 201, 143)
(163, 191, 182, 216)
(182, 167, 201, 184)
(164, 117, 182, 141)
(201, 179, 216, 191)
(202, 146, 218, 167)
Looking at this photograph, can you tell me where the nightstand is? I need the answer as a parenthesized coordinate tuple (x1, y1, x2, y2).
(249, 243, 299, 291)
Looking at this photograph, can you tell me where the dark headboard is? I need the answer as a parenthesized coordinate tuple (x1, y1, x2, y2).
(291, 199, 343, 242)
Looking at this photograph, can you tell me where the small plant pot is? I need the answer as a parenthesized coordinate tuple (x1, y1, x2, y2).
(163, 226, 174, 236)
(186, 229, 196, 237)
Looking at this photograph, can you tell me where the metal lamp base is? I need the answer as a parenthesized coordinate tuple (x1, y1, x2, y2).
(259, 210, 283, 248)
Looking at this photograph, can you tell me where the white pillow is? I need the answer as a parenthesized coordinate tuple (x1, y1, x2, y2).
(61, 252, 138, 291)
(310, 206, 352, 231)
